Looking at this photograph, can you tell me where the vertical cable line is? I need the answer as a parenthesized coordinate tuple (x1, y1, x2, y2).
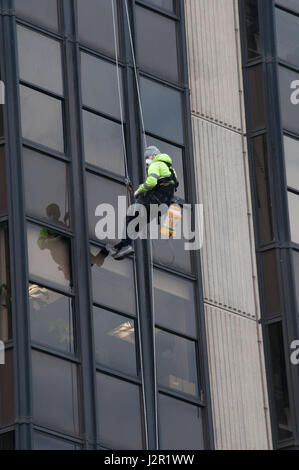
(112, 0, 159, 449)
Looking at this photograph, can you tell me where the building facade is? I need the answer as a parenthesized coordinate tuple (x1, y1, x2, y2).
(0, 0, 297, 451)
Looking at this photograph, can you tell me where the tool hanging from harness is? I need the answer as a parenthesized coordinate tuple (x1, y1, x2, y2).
(156, 162, 179, 192)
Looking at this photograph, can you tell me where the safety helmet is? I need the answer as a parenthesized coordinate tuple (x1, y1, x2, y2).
(144, 146, 160, 159)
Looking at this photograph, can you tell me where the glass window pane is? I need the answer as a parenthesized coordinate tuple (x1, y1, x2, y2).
(86, 172, 127, 242)
(15, 0, 59, 31)
(33, 432, 77, 450)
(276, 8, 299, 68)
(136, 6, 178, 82)
(0, 107, 3, 137)
(78, 0, 119, 56)
(288, 192, 299, 244)
(261, 251, 282, 318)
(32, 350, 80, 435)
(293, 250, 299, 313)
(0, 350, 14, 427)
(0, 226, 12, 342)
(268, 323, 293, 440)
(277, 0, 299, 13)
(91, 245, 136, 315)
(279, 66, 299, 135)
(17, 26, 63, 95)
(29, 284, 74, 354)
(81, 53, 123, 119)
(245, 0, 261, 60)
(93, 306, 137, 376)
(146, 136, 185, 200)
(156, 329, 198, 397)
(83, 110, 125, 176)
(153, 237, 192, 273)
(0, 148, 7, 216)
(23, 148, 70, 228)
(154, 270, 197, 337)
(159, 394, 204, 450)
(96, 373, 144, 449)
(284, 135, 299, 191)
(248, 65, 266, 129)
(141, 77, 184, 144)
(147, 0, 174, 11)
(27, 223, 72, 290)
(252, 136, 273, 244)
(0, 432, 14, 450)
(20, 85, 64, 153)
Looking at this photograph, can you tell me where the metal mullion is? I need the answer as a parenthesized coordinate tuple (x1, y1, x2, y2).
(288, 187, 299, 196)
(282, 129, 299, 141)
(152, 260, 197, 279)
(0, 215, 8, 223)
(79, 43, 126, 68)
(95, 365, 142, 387)
(275, 4, 299, 18)
(15, 18, 63, 41)
(22, 139, 69, 162)
(31, 344, 79, 364)
(278, 59, 299, 74)
(82, 104, 123, 126)
(33, 425, 83, 446)
(92, 301, 137, 322)
(158, 387, 205, 408)
(145, 129, 185, 149)
(139, 69, 185, 92)
(25, 216, 73, 238)
(135, 0, 180, 21)
(28, 277, 75, 298)
(85, 164, 126, 186)
(19, 80, 64, 101)
(155, 323, 197, 342)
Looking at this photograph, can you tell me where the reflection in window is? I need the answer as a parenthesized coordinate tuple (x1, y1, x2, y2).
(78, 0, 119, 56)
(20, 85, 64, 153)
(279, 66, 299, 135)
(27, 223, 72, 290)
(284, 135, 299, 191)
(153, 236, 192, 273)
(261, 251, 282, 318)
(141, 77, 184, 144)
(156, 329, 198, 397)
(276, 8, 299, 68)
(96, 373, 144, 449)
(147, 136, 185, 200)
(15, 0, 59, 31)
(245, 0, 261, 60)
(81, 53, 123, 119)
(159, 394, 204, 450)
(288, 192, 299, 244)
(252, 136, 273, 244)
(83, 110, 125, 176)
(23, 148, 70, 228)
(32, 350, 80, 435)
(248, 65, 266, 129)
(136, 6, 179, 83)
(0, 350, 14, 427)
(93, 306, 137, 376)
(33, 432, 77, 450)
(0, 148, 7, 216)
(268, 323, 292, 441)
(91, 245, 136, 315)
(29, 284, 74, 354)
(0, 226, 11, 342)
(154, 270, 196, 337)
(17, 26, 63, 95)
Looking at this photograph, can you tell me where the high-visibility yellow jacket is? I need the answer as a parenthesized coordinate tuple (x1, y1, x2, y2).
(136, 154, 177, 195)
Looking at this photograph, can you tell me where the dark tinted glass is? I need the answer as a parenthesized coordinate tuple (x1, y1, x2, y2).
(86, 172, 127, 242)
(159, 394, 204, 450)
(276, 8, 299, 68)
(293, 250, 299, 313)
(268, 322, 292, 440)
(93, 306, 137, 376)
(0, 350, 14, 427)
(32, 350, 80, 435)
(154, 270, 196, 337)
(248, 65, 266, 129)
(83, 110, 125, 176)
(147, 0, 174, 11)
(141, 77, 184, 144)
(284, 135, 299, 190)
(288, 192, 299, 244)
(27, 223, 72, 290)
(0, 106, 3, 137)
(15, 0, 59, 31)
(156, 329, 198, 397)
(0, 432, 14, 450)
(245, 0, 261, 59)
(29, 284, 74, 354)
(277, 0, 299, 13)
(279, 66, 299, 135)
(0, 148, 7, 216)
(153, 237, 192, 273)
(81, 53, 123, 119)
(78, 0, 119, 56)
(147, 136, 185, 200)
(17, 26, 63, 95)
(20, 85, 64, 153)
(0, 226, 11, 342)
(23, 148, 70, 228)
(252, 136, 273, 244)
(34, 432, 77, 450)
(136, 6, 178, 82)
(96, 373, 144, 449)
(261, 251, 282, 318)
(91, 245, 136, 315)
